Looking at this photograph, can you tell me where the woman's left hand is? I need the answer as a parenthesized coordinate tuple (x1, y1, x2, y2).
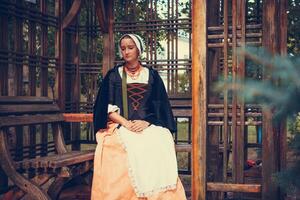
(130, 120, 150, 133)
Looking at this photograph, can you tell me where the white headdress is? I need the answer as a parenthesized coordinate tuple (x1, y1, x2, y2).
(118, 34, 144, 58)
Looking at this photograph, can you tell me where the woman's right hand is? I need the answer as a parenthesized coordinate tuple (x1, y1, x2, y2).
(122, 120, 133, 130)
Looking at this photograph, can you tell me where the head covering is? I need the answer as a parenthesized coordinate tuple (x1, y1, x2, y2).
(118, 34, 144, 58)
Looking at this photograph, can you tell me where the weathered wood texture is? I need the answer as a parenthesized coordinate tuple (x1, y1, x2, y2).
(101, 1, 115, 75)
(192, 0, 207, 200)
(222, 0, 229, 186)
(236, 0, 246, 186)
(262, 0, 287, 200)
(56, 0, 66, 110)
(0, 9, 8, 96)
(0, 17, 8, 187)
(62, 0, 82, 30)
(207, 183, 261, 193)
(0, 96, 94, 200)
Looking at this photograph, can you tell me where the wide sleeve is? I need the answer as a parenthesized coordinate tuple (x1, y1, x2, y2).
(151, 70, 177, 133)
(93, 71, 114, 134)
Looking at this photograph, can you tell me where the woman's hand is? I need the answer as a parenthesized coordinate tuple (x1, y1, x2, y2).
(122, 120, 134, 130)
(129, 120, 150, 133)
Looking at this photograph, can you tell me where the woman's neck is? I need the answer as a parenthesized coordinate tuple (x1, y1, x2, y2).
(124, 61, 140, 72)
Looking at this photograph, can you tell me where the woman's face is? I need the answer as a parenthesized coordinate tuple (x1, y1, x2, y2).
(120, 37, 139, 63)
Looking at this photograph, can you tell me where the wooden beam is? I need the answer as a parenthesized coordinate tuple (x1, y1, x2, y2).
(63, 113, 93, 122)
(14, 13, 23, 96)
(94, 0, 108, 33)
(237, 0, 246, 183)
(0, 12, 8, 96)
(278, 1, 288, 200)
(223, 0, 229, 184)
(232, 0, 245, 187)
(56, 0, 65, 110)
(207, 182, 261, 193)
(206, 2, 222, 199)
(262, 0, 281, 200)
(192, 0, 207, 199)
(102, 1, 114, 75)
(62, 0, 82, 30)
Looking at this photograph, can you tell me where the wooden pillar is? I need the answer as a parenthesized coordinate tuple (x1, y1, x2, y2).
(56, 0, 66, 110)
(14, 10, 23, 96)
(262, 0, 283, 199)
(28, 3, 37, 159)
(0, 6, 8, 193)
(14, 1, 24, 163)
(40, 0, 49, 156)
(232, 0, 244, 186)
(41, 0, 49, 98)
(222, 0, 229, 185)
(236, 0, 246, 183)
(71, 20, 81, 150)
(102, 0, 115, 76)
(206, 0, 221, 199)
(278, 0, 287, 199)
(192, 0, 207, 199)
(0, 12, 8, 96)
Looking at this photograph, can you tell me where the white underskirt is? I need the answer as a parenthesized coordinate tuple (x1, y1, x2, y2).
(117, 124, 178, 197)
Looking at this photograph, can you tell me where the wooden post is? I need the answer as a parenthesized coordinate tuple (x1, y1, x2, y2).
(0, 11, 8, 96)
(278, 0, 287, 199)
(192, 0, 207, 199)
(231, 0, 238, 184)
(222, 0, 229, 190)
(237, 0, 246, 184)
(262, 0, 281, 199)
(207, 0, 221, 199)
(232, 0, 244, 186)
(56, 0, 66, 110)
(0, 6, 9, 194)
(71, 20, 81, 150)
(101, 0, 115, 76)
(40, 0, 49, 157)
(28, 2, 37, 160)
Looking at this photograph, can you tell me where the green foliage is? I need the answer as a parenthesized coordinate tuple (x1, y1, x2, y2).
(219, 47, 300, 121)
(288, 0, 300, 55)
(218, 46, 300, 192)
(178, 71, 190, 93)
(275, 114, 300, 193)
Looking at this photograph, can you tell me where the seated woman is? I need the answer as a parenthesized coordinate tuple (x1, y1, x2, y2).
(91, 33, 187, 200)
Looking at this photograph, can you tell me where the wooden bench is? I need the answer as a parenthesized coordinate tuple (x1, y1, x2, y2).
(63, 97, 194, 153)
(0, 96, 94, 200)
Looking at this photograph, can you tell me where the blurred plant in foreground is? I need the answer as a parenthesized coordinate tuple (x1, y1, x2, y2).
(216, 46, 300, 193)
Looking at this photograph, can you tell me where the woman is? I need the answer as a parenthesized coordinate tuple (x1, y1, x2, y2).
(92, 34, 187, 200)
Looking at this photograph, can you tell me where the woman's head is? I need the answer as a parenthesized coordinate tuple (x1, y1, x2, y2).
(119, 34, 144, 63)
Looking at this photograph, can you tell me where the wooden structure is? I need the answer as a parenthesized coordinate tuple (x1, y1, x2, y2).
(0, 96, 94, 199)
(0, 0, 288, 199)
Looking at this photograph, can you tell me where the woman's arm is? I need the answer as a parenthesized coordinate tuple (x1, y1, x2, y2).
(109, 112, 150, 133)
(108, 112, 133, 130)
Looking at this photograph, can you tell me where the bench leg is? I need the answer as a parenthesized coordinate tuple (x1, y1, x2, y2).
(0, 131, 51, 200)
(48, 177, 74, 200)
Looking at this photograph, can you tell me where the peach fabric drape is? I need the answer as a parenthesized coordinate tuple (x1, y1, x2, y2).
(91, 124, 187, 200)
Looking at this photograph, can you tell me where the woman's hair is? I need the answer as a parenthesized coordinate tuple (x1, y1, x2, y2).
(118, 34, 144, 58)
